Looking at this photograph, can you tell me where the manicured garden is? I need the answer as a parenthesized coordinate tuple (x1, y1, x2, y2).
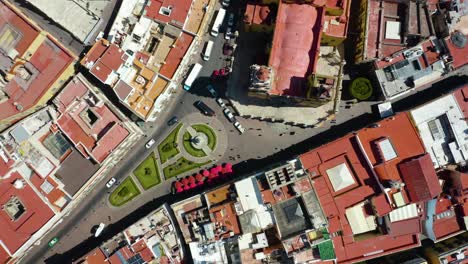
(183, 132, 207, 157)
(158, 124, 183, 164)
(192, 124, 216, 150)
(109, 177, 141, 207)
(133, 154, 161, 190)
(163, 157, 210, 179)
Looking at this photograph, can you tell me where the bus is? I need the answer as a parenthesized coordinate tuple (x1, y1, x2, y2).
(183, 63, 203, 91)
(211, 8, 226, 37)
(202, 40, 214, 61)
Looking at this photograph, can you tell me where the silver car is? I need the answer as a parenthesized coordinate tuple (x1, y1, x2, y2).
(216, 98, 226, 108)
(234, 121, 245, 134)
(223, 108, 235, 122)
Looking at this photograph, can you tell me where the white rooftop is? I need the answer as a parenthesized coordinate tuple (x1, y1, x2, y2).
(235, 177, 262, 212)
(27, 0, 100, 43)
(385, 21, 401, 40)
(345, 202, 377, 235)
(410, 94, 468, 168)
(389, 203, 418, 222)
(189, 241, 227, 264)
(378, 138, 398, 161)
(326, 163, 356, 192)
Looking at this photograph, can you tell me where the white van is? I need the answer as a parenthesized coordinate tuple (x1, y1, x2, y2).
(202, 40, 214, 61)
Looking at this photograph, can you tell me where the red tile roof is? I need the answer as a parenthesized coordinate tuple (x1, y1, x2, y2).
(0, 1, 40, 56)
(389, 218, 421, 237)
(398, 154, 442, 202)
(356, 113, 426, 182)
(445, 33, 468, 69)
(0, 246, 9, 264)
(244, 4, 272, 25)
(54, 76, 130, 163)
(81, 39, 125, 84)
(371, 193, 392, 217)
(300, 113, 427, 262)
(78, 247, 107, 264)
(159, 32, 194, 79)
(268, 2, 324, 97)
(0, 172, 54, 254)
(209, 202, 241, 239)
(453, 85, 468, 119)
(144, 0, 192, 28)
(0, 38, 74, 120)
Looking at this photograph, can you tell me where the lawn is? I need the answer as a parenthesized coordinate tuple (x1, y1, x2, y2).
(183, 132, 207, 157)
(109, 177, 141, 207)
(192, 124, 216, 150)
(158, 124, 183, 164)
(133, 154, 161, 190)
(163, 157, 210, 179)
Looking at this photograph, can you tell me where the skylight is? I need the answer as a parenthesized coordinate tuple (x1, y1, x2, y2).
(326, 163, 355, 192)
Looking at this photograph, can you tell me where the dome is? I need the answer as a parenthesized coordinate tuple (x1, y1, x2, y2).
(13, 179, 25, 189)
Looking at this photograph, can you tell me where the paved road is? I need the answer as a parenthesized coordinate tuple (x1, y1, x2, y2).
(18, 3, 468, 263)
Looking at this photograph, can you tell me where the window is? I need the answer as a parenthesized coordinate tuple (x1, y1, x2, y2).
(377, 138, 398, 161)
(0, 25, 22, 53)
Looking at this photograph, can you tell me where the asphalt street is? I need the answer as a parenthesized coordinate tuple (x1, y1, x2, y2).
(16, 2, 468, 263)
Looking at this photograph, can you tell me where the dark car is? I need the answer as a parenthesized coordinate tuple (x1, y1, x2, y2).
(223, 42, 234, 56)
(194, 101, 216, 116)
(167, 116, 179, 126)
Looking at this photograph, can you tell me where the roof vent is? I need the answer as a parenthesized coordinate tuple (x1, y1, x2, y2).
(451, 31, 466, 48)
(13, 179, 25, 189)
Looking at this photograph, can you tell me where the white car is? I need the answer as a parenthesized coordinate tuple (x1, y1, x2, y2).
(145, 138, 156, 149)
(223, 108, 235, 122)
(216, 98, 226, 108)
(234, 121, 245, 134)
(227, 13, 235, 27)
(95, 223, 106, 237)
(106, 177, 116, 188)
(225, 27, 233, 40)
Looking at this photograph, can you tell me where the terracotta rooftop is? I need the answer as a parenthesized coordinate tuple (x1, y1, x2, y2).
(0, 1, 40, 55)
(159, 32, 194, 79)
(73, 247, 107, 264)
(209, 202, 241, 239)
(356, 113, 426, 183)
(0, 1, 74, 122)
(205, 185, 231, 205)
(144, 0, 193, 28)
(453, 85, 468, 119)
(81, 39, 126, 84)
(0, 172, 54, 255)
(398, 154, 442, 202)
(244, 4, 272, 25)
(445, 33, 468, 69)
(299, 113, 426, 262)
(54, 75, 130, 163)
(432, 197, 464, 241)
(268, 2, 324, 97)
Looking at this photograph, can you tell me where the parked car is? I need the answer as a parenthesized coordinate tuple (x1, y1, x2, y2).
(227, 13, 235, 27)
(206, 84, 218, 97)
(95, 223, 106, 237)
(234, 121, 245, 134)
(223, 108, 235, 122)
(168, 116, 179, 126)
(194, 100, 216, 116)
(48, 237, 59, 248)
(216, 98, 226, 108)
(223, 42, 234, 56)
(225, 27, 233, 40)
(145, 139, 156, 149)
(222, 0, 230, 7)
(106, 177, 117, 188)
